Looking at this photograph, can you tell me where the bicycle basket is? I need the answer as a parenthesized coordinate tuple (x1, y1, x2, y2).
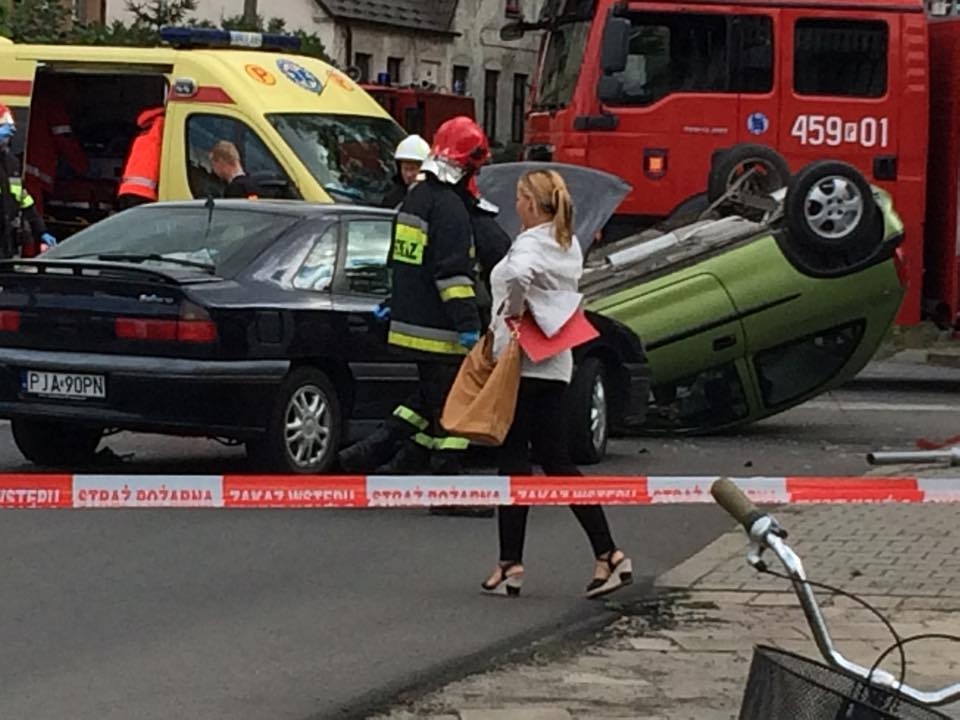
(738, 645, 951, 720)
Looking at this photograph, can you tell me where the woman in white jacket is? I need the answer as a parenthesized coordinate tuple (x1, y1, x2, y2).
(481, 169, 633, 599)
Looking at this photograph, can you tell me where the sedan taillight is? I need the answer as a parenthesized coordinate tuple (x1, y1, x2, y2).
(115, 303, 217, 343)
(0, 310, 21, 332)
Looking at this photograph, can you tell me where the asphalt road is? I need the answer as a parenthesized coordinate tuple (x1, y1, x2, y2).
(0, 384, 954, 720)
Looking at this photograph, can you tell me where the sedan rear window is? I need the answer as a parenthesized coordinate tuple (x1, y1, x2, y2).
(46, 206, 301, 278)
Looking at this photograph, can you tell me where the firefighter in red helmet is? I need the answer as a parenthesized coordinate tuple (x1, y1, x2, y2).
(338, 116, 490, 483)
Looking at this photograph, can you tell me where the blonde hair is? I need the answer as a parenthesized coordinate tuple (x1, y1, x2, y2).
(210, 140, 241, 165)
(519, 170, 574, 249)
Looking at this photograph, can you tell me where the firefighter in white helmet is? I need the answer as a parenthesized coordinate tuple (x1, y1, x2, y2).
(381, 134, 431, 209)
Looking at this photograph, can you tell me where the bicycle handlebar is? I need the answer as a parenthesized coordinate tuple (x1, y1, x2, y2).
(709, 477, 960, 707)
(710, 477, 760, 527)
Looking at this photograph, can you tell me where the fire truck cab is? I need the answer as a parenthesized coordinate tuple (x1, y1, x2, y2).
(361, 83, 476, 142)
(507, 0, 960, 327)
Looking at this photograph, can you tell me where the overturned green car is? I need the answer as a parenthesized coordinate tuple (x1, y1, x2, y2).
(480, 154, 905, 453)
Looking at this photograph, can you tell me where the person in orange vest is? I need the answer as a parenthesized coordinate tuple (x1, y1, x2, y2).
(23, 81, 89, 219)
(117, 106, 165, 211)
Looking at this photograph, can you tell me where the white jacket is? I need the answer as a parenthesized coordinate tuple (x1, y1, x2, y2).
(489, 222, 583, 383)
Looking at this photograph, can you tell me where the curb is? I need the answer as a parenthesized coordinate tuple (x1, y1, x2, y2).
(927, 351, 960, 370)
(341, 590, 641, 720)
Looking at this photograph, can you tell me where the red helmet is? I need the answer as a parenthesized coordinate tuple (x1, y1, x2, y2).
(431, 116, 490, 172)
(0, 103, 13, 127)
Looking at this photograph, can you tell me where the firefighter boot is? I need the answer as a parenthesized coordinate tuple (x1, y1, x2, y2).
(374, 439, 430, 475)
(337, 426, 404, 473)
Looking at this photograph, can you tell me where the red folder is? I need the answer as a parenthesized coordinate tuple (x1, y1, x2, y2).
(507, 309, 599, 363)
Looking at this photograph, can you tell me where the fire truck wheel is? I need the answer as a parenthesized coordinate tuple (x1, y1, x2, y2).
(784, 160, 879, 255)
(707, 144, 791, 203)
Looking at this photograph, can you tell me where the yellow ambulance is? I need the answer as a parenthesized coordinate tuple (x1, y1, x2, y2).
(0, 28, 407, 236)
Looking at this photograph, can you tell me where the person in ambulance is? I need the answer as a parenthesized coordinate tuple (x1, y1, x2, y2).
(381, 134, 431, 209)
(0, 104, 57, 259)
(117, 106, 165, 211)
(23, 79, 89, 220)
(209, 140, 262, 199)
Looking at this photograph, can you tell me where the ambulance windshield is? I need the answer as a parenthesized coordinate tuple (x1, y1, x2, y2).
(268, 113, 407, 205)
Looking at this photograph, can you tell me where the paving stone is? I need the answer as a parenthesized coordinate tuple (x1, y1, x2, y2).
(626, 637, 676, 652)
(748, 592, 805, 606)
(377, 501, 960, 720)
(459, 710, 573, 720)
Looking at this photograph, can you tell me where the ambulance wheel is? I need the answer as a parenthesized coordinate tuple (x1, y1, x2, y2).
(707, 144, 791, 203)
(785, 161, 879, 252)
(568, 358, 609, 466)
(12, 419, 102, 467)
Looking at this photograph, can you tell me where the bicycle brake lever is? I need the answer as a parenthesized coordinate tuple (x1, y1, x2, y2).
(770, 517, 788, 539)
(747, 542, 768, 573)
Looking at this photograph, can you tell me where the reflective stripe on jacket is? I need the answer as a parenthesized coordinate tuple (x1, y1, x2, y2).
(24, 97, 89, 193)
(386, 175, 480, 357)
(117, 107, 165, 201)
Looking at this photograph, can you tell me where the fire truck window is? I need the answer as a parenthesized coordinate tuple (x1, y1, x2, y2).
(794, 20, 888, 98)
(185, 114, 291, 199)
(535, 18, 591, 109)
(615, 13, 729, 106)
(737, 16, 774, 94)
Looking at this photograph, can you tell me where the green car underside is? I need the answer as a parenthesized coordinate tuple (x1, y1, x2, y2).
(585, 190, 905, 433)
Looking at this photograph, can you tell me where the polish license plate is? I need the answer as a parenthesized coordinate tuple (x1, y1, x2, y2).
(21, 370, 106, 399)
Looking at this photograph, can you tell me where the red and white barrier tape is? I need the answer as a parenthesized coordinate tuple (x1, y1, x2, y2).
(0, 474, 958, 509)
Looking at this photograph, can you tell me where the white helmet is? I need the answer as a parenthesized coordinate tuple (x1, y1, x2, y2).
(394, 134, 430, 163)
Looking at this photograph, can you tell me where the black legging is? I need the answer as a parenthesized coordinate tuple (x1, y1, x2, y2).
(497, 377, 616, 563)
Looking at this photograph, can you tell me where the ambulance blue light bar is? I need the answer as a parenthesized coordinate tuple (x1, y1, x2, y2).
(159, 26, 302, 51)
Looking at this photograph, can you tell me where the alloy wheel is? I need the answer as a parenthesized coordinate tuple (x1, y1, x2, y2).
(284, 385, 332, 468)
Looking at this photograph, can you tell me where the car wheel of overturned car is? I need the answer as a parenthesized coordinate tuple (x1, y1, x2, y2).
(707, 144, 791, 204)
(12, 419, 103, 467)
(781, 160, 883, 274)
(247, 366, 342, 473)
(568, 357, 609, 466)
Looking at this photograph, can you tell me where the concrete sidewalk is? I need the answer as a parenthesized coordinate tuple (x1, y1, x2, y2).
(852, 348, 960, 387)
(373, 475, 960, 719)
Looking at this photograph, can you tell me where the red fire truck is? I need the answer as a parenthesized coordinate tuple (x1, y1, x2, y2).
(361, 83, 476, 143)
(503, 0, 960, 327)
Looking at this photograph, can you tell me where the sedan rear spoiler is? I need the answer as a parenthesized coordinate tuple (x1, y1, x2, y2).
(0, 259, 214, 286)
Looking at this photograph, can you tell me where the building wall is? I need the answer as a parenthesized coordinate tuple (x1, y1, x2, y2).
(76, 0, 106, 24)
(106, 0, 335, 45)
(344, 0, 540, 146)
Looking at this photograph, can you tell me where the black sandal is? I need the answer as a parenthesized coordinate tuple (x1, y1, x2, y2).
(585, 550, 633, 599)
(481, 562, 524, 597)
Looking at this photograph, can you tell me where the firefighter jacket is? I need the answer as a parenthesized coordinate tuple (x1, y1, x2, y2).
(117, 107, 165, 202)
(387, 174, 481, 358)
(1, 149, 46, 253)
(381, 177, 407, 209)
(24, 97, 89, 197)
(459, 189, 510, 329)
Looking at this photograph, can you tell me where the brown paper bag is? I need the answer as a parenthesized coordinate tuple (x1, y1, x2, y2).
(440, 331, 522, 446)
